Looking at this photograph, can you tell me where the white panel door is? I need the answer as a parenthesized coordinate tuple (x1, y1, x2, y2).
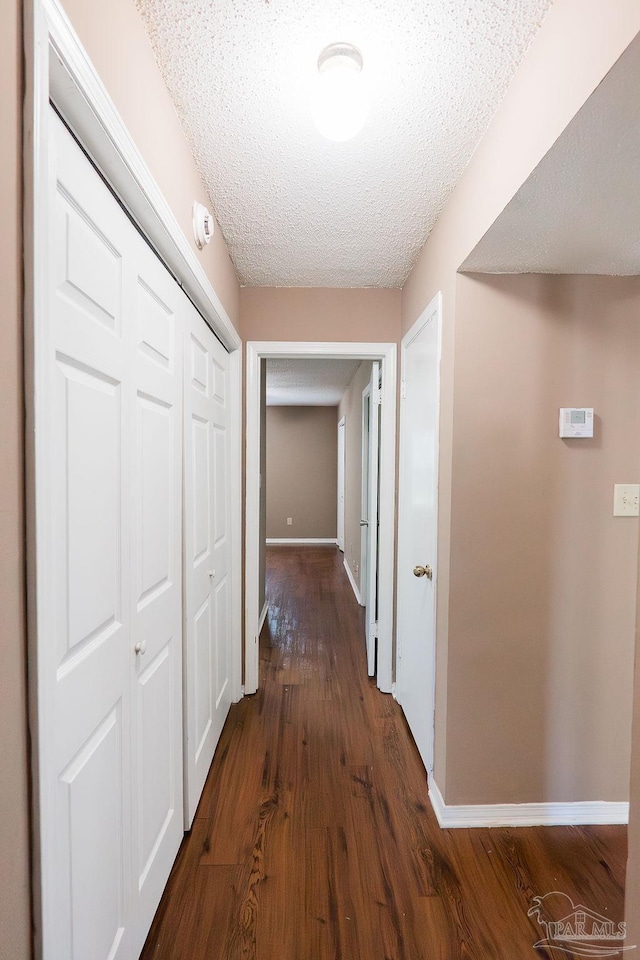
(364, 362, 380, 677)
(38, 109, 184, 960)
(129, 238, 184, 954)
(337, 417, 346, 552)
(395, 294, 442, 774)
(43, 107, 135, 960)
(184, 301, 232, 827)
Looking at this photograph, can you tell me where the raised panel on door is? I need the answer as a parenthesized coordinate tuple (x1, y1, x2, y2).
(44, 109, 133, 960)
(130, 240, 184, 954)
(184, 306, 232, 826)
(58, 706, 126, 960)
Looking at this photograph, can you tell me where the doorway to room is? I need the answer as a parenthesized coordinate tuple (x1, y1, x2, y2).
(244, 342, 397, 696)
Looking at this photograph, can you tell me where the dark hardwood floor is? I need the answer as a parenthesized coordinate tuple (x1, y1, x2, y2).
(140, 546, 627, 960)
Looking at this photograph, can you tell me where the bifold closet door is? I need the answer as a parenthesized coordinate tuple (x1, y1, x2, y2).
(183, 303, 233, 826)
(37, 108, 184, 960)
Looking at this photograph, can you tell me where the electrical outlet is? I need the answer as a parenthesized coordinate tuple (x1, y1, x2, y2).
(613, 484, 640, 517)
(286, 517, 293, 526)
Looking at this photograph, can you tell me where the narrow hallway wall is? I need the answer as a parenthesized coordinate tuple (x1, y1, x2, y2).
(445, 273, 640, 805)
(266, 406, 338, 540)
(400, 0, 640, 800)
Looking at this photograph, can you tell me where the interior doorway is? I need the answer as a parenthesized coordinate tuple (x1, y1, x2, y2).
(245, 341, 397, 696)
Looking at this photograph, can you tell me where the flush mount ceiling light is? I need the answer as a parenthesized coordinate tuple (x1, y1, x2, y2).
(311, 42, 369, 142)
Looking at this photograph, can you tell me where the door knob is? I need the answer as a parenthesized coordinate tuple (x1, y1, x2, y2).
(360, 520, 369, 527)
(413, 564, 433, 580)
(134, 639, 147, 655)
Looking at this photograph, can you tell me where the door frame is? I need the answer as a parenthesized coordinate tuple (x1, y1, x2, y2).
(337, 416, 346, 552)
(395, 291, 442, 776)
(245, 341, 397, 695)
(360, 384, 370, 596)
(24, 2, 243, 952)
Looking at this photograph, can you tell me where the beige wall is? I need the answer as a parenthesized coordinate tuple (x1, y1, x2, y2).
(338, 362, 373, 595)
(60, 0, 240, 328)
(266, 407, 338, 540)
(241, 287, 401, 343)
(446, 273, 639, 804)
(400, 0, 640, 798)
(1, 1, 31, 958)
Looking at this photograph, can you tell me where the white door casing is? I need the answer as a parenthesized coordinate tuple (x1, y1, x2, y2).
(395, 292, 442, 775)
(364, 362, 380, 676)
(39, 108, 184, 960)
(337, 417, 346, 552)
(183, 303, 233, 827)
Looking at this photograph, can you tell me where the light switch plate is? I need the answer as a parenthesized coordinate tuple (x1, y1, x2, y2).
(613, 484, 640, 517)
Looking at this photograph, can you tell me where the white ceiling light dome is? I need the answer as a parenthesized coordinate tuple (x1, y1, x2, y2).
(311, 42, 369, 142)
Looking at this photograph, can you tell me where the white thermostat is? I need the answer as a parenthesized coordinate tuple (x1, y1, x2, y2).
(559, 407, 594, 438)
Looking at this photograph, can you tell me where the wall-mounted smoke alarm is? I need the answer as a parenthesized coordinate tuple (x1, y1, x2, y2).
(192, 202, 214, 250)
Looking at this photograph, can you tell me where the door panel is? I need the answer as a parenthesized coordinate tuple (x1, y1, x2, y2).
(40, 109, 184, 960)
(59, 705, 125, 960)
(130, 240, 184, 952)
(396, 294, 441, 775)
(47, 110, 134, 960)
(365, 362, 380, 676)
(184, 305, 232, 826)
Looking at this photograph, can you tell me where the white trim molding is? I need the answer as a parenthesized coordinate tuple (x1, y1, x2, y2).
(258, 600, 269, 636)
(343, 558, 364, 606)
(428, 778, 629, 828)
(266, 538, 338, 546)
(245, 341, 397, 696)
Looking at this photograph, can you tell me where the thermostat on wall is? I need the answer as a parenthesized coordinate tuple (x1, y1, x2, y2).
(559, 407, 594, 438)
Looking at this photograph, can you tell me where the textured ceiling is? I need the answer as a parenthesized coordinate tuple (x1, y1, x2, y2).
(136, 0, 553, 287)
(266, 358, 362, 405)
(463, 33, 640, 275)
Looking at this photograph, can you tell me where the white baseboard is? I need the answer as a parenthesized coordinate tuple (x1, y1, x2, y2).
(428, 778, 629, 828)
(266, 538, 338, 546)
(257, 600, 268, 635)
(343, 558, 364, 605)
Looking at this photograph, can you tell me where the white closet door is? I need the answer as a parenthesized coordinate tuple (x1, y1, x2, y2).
(129, 238, 184, 953)
(184, 302, 232, 826)
(38, 109, 184, 960)
(44, 108, 135, 960)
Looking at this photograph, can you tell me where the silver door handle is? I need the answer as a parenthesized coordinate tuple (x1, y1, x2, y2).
(134, 639, 147, 655)
(413, 564, 433, 580)
(360, 520, 368, 526)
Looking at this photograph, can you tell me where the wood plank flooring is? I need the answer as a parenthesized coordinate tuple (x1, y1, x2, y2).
(140, 546, 627, 960)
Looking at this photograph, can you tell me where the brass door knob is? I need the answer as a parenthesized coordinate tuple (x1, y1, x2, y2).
(413, 564, 433, 580)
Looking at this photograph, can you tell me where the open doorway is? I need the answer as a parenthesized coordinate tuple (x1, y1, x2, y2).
(245, 342, 396, 696)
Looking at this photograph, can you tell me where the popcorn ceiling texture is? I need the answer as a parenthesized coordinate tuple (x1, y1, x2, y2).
(266, 358, 363, 406)
(135, 0, 553, 287)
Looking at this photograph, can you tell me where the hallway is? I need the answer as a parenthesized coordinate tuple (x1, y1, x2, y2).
(140, 546, 627, 960)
